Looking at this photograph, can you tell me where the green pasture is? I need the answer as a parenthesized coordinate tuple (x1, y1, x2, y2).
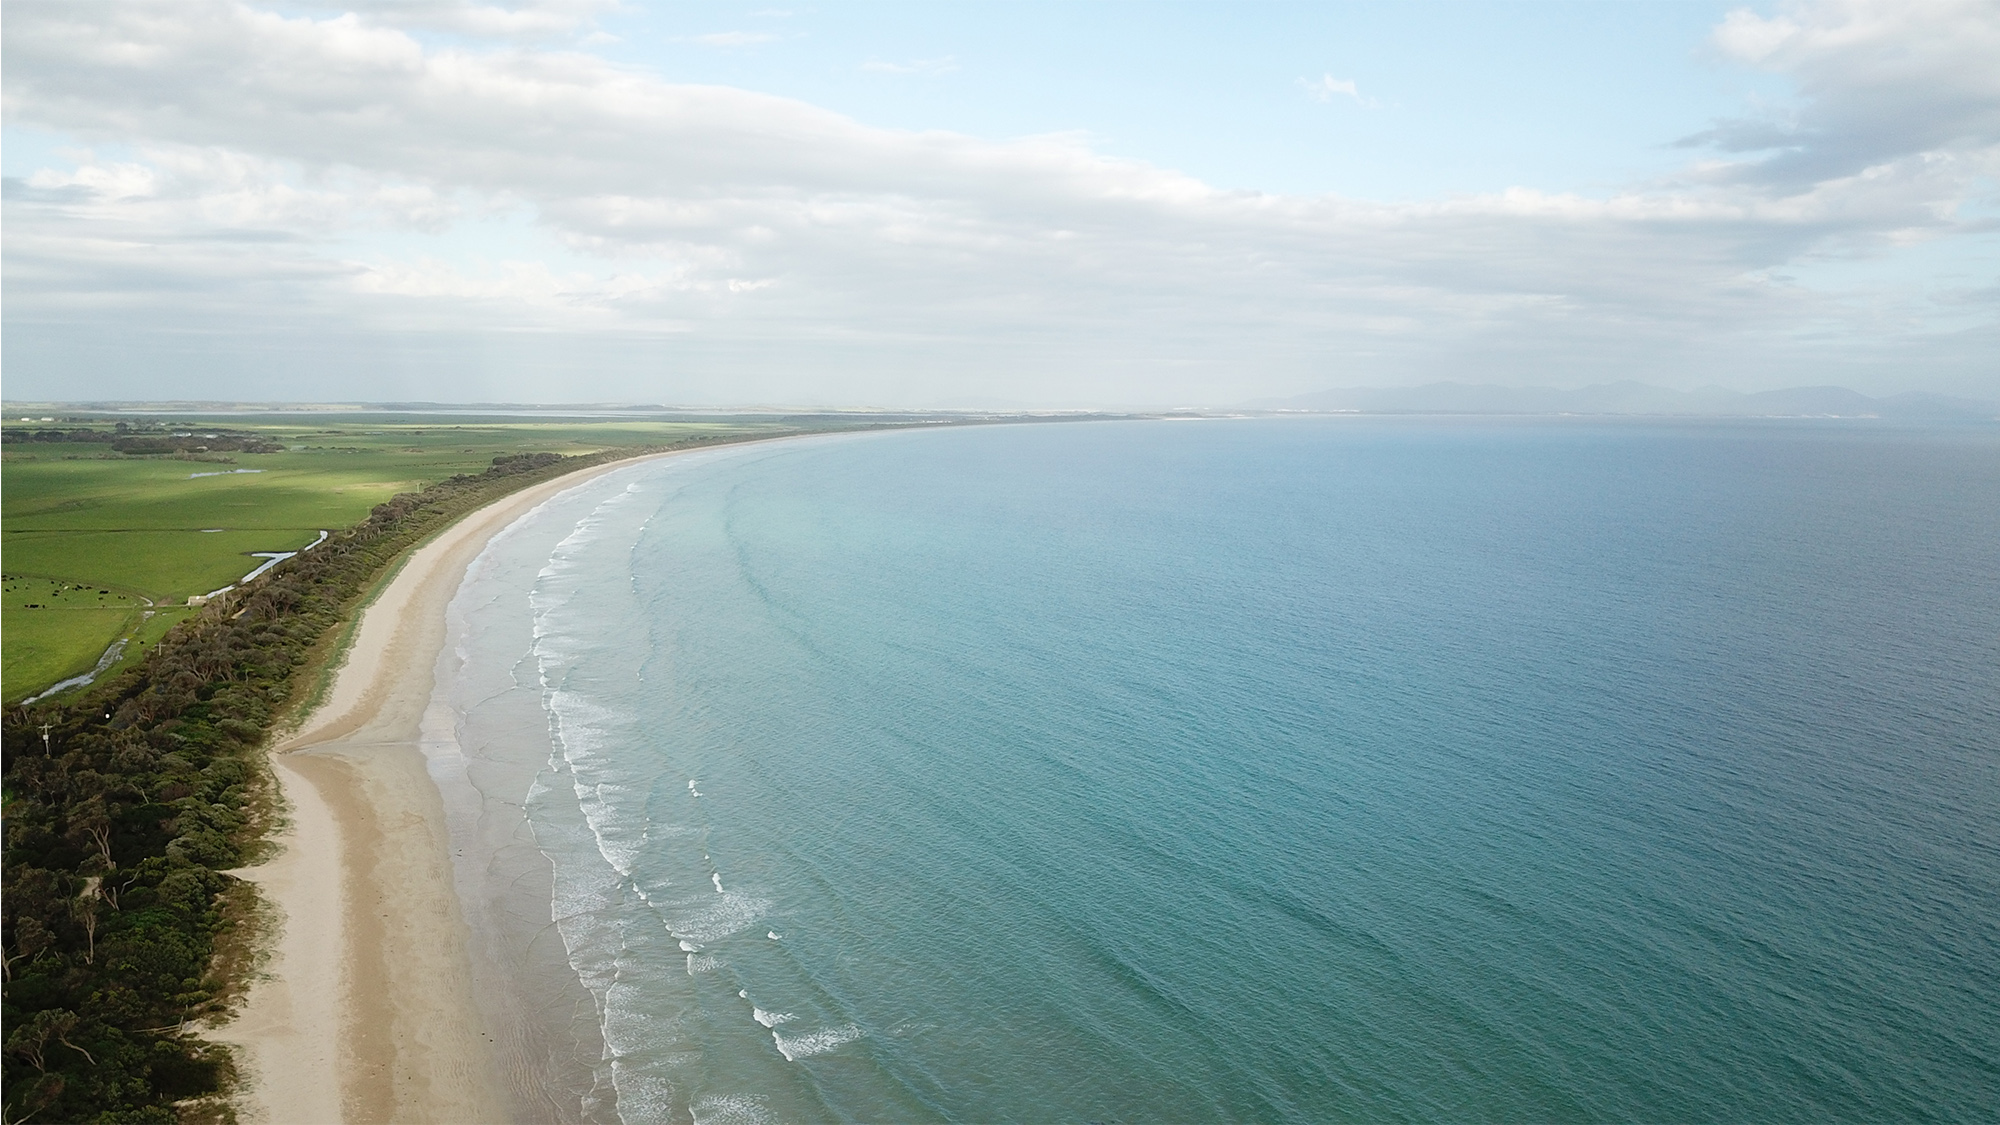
(3, 417, 781, 702)
(5, 530, 324, 596)
(2, 576, 147, 700)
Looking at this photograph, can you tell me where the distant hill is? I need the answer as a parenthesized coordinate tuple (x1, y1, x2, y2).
(1252, 381, 1999, 419)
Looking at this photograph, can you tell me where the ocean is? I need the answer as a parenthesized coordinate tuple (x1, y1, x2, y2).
(433, 417, 2000, 1123)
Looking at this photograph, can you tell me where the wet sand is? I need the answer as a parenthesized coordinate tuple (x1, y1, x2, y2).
(215, 453, 692, 1124)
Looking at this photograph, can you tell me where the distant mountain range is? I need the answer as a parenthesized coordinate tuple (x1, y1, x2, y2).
(1251, 381, 1999, 419)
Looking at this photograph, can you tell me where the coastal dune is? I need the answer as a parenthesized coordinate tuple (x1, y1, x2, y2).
(216, 454, 682, 1124)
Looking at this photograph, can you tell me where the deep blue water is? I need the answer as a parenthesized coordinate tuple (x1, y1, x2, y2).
(506, 418, 2000, 1123)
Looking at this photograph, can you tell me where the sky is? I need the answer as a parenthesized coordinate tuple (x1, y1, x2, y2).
(3, 0, 1997, 408)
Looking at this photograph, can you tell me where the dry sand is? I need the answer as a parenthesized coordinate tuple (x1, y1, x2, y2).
(215, 453, 688, 1125)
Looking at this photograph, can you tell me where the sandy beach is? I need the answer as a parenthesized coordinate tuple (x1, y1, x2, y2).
(215, 453, 686, 1125)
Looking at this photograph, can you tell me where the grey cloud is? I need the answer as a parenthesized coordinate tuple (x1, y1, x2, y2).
(274, 0, 615, 38)
(2, 0, 1994, 405)
(3, 177, 98, 205)
(1672, 120, 1806, 154)
(1692, 0, 2000, 187)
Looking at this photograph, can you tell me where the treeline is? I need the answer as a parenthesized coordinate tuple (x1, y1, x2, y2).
(0, 441, 737, 1123)
(3, 429, 284, 456)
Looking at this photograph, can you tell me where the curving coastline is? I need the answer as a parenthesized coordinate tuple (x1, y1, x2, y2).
(215, 451, 696, 1124)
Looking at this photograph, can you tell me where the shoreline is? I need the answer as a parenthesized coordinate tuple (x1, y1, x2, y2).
(214, 449, 700, 1124)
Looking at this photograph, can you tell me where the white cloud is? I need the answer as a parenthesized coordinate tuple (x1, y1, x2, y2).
(302, 0, 617, 39)
(861, 56, 959, 76)
(1, 0, 1994, 404)
(1689, 0, 2000, 185)
(677, 30, 780, 48)
(1299, 74, 1373, 106)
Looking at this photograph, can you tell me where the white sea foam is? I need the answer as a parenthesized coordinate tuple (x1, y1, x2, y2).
(542, 688, 648, 876)
(690, 1093, 775, 1125)
(510, 453, 827, 1125)
(767, 931, 781, 940)
(541, 807, 627, 927)
(601, 977, 678, 1058)
(608, 1070, 677, 1125)
(668, 890, 771, 944)
(533, 487, 671, 886)
(752, 1008, 795, 1028)
(449, 460, 724, 1125)
(772, 1024, 864, 1062)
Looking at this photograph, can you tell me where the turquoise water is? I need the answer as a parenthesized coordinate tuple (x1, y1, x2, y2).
(476, 418, 2000, 1123)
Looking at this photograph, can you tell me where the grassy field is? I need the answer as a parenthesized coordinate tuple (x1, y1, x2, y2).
(1, 574, 149, 698)
(3, 415, 802, 701)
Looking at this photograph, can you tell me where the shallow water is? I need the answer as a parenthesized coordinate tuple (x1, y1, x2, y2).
(443, 418, 2000, 1123)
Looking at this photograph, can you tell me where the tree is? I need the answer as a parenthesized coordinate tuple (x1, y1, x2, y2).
(3, 1010, 93, 1074)
(2, 1074, 65, 1125)
(3, 917, 52, 982)
(5, 1013, 52, 1073)
(68, 895, 99, 965)
(70, 801, 117, 876)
